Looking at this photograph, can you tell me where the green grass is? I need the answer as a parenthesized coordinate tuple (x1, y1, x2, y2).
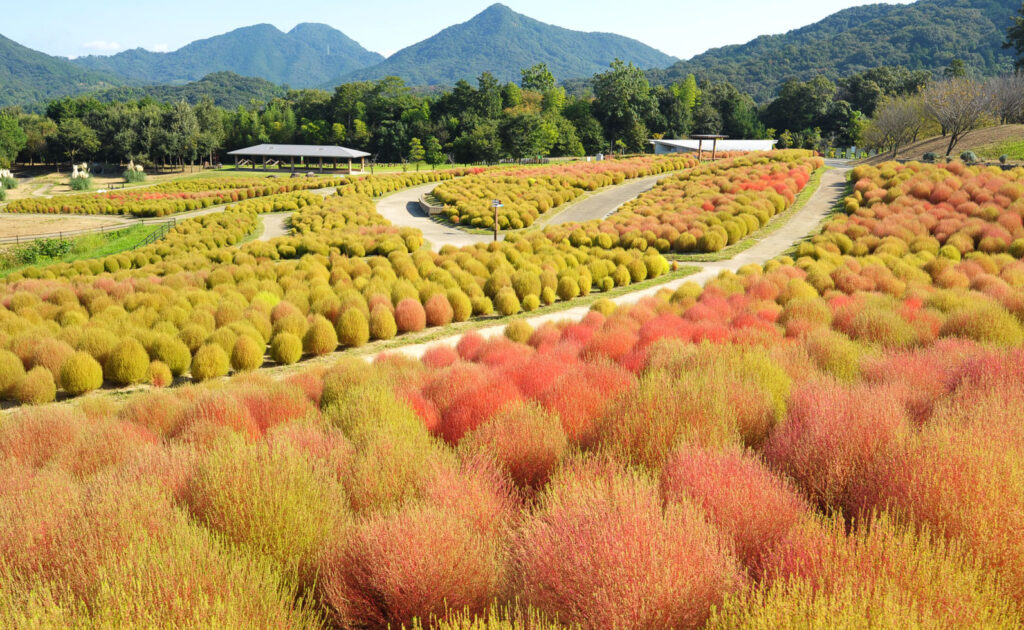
(0, 223, 165, 276)
(974, 140, 1024, 162)
(666, 167, 828, 263)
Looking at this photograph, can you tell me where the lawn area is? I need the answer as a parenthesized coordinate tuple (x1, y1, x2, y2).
(0, 223, 164, 276)
(974, 139, 1024, 161)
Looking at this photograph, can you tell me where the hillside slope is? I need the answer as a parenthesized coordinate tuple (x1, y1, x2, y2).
(343, 3, 676, 86)
(0, 33, 121, 106)
(650, 0, 1020, 101)
(72, 23, 383, 88)
(862, 124, 1024, 163)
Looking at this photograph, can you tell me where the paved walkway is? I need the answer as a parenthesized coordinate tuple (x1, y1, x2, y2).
(376, 183, 498, 251)
(372, 166, 850, 360)
(259, 213, 294, 241)
(544, 173, 668, 226)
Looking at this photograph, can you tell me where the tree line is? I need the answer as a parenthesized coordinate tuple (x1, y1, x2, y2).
(0, 58, 1017, 171)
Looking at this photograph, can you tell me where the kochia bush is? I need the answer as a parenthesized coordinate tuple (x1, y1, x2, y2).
(59, 351, 104, 396)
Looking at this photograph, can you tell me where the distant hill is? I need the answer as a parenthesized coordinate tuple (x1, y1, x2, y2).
(0, 33, 121, 106)
(87, 72, 286, 109)
(343, 3, 677, 86)
(72, 23, 383, 88)
(649, 0, 1020, 101)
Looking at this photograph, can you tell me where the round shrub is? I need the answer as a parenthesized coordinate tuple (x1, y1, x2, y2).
(448, 291, 472, 322)
(556, 276, 580, 301)
(504, 320, 533, 344)
(521, 294, 540, 312)
(231, 335, 265, 372)
(59, 351, 103, 396)
(590, 299, 616, 316)
(471, 296, 494, 316)
(337, 309, 370, 347)
(149, 335, 192, 377)
(148, 361, 173, 388)
(192, 344, 230, 382)
(13, 367, 56, 405)
(104, 339, 150, 386)
(424, 294, 454, 327)
(395, 299, 426, 333)
(0, 350, 26, 396)
(271, 333, 303, 365)
(494, 288, 521, 316)
(369, 306, 398, 340)
(303, 315, 338, 356)
(541, 287, 557, 305)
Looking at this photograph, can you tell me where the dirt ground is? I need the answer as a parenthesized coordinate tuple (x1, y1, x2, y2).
(865, 124, 1024, 165)
(0, 214, 126, 239)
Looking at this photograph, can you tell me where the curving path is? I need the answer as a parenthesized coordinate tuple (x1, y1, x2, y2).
(376, 183, 497, 251)
(259, 213, 294, 241)
(372, 165, 851, 360)
(542, 173, 668, 226)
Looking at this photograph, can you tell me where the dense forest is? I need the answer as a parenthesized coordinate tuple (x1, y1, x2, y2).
(0, 59, 947, 170)
(648, 0, 1021, 101)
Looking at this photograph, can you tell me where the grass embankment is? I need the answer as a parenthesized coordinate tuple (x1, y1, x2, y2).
(0, 223, 164, 277)
(974, 139, 1024, 162)
(666, 167, 828, 263)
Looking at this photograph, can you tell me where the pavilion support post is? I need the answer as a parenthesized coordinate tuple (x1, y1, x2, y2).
(319, 157, 324, 174)
(291, 158, 295, 174)
(361, 157, 365, 172)
(348, 158, 352, 174)
(697, 139, 703, 162)
(712, 138, 718, 161)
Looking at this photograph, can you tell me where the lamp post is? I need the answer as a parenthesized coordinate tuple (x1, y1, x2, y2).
(492, 199, 503, 242)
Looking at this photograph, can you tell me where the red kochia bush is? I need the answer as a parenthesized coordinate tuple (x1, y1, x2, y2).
(439, 375, 523, 443)
(660, 446, 810, 577)
(537, 360, 635, 443)
(395, 298, 427, 333)
(421, 345, 460, 369)
(512, 457, 744, 629)
(319, 504, 503, 629)
(764, 382, 909, 512)
(460, 401, 569, 490)
(424, 293, 454, 327)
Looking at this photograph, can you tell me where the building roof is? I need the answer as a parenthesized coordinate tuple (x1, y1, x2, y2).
(227, 144, 371, 159)
(650, 138, 778, 151)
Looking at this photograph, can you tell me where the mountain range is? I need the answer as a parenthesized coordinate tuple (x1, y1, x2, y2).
(72, 23, 384, 88)
(339, 4, 676, 86)
(0, 0, 1020, 108)
(649, 0, 1020, 100)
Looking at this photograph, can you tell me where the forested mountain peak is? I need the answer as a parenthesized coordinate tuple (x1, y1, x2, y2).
(342, 4, 677, 86)
(70, 23, 383, 88)
(649, 0, 1020, 101)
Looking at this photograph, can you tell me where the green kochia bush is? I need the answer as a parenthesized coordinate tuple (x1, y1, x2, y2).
(192, 344, 230, 381)
(104, 339, 150, 386)
(60, 351, 104, 396)
(271, 333, 303, 365)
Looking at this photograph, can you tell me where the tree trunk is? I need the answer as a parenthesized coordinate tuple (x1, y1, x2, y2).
(946, 133, 958, 157)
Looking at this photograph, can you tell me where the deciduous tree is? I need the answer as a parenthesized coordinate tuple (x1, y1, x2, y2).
(922, 78, 993, 156)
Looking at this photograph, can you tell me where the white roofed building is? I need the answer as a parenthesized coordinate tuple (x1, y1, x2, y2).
(227, 144, 371, 173)
(650, 138, 778, 156)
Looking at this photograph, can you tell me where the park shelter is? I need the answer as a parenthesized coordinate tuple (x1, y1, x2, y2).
(227, 144, 371, 174)
(650, 138, 778, 159)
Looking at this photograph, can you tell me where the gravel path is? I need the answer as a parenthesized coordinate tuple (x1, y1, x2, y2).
(372, 166, 851, 360)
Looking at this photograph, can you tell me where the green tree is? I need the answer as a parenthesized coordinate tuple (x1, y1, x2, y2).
(453, 120, 502, 164)
(407, 137, 425, 170)
(0, 115, 28, 168)
(424, 136, 445, 167)
(500, 113, 557, 160)
(521, 63, 556, 92)
(56, 118, 99, 166)
(18, 114, 57, 165)
(1006, 3, 1024, 71)
(943, 58, 968, 78)
(592, 59, 657, 153)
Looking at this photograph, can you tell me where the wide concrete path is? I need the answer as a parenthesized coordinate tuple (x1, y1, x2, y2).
(544, 173, 668, 226)
(376, 183, 497, 251)
(259, 213, 294, 241)
(374, 166, 850, 360)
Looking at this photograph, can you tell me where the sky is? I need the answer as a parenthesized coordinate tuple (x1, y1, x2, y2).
(6, 0, 915, 61)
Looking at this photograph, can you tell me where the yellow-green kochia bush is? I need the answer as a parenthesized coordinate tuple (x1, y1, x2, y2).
(60, 351, 104, 396)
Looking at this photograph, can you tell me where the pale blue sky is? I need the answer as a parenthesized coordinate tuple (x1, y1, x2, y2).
(7, 0, 914, 61)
